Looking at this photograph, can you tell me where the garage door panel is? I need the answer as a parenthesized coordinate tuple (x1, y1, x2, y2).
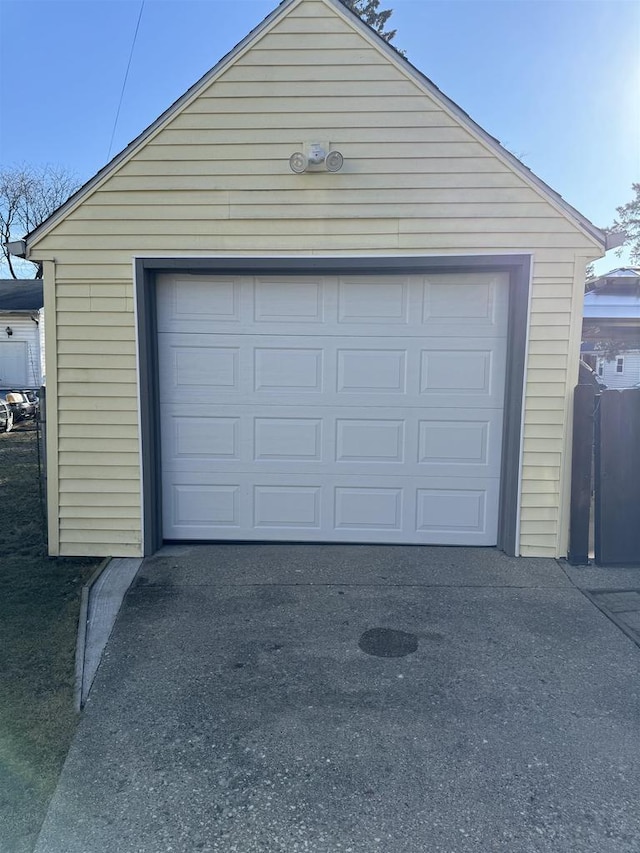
(157, 272, 508, 546)
(337, 276, 410, 325)
(158, 334, 506, 407)
(158, 274, 508, 339)
(160, 406, 503, 478)
(164, 474, 500, 545)
(157, 276, 242, 330)
(423, 274, 508, 330)
(254, 277, 325, 323)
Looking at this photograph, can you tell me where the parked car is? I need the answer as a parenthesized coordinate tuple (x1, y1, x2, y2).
(19, 390, 38, 418)
(0, 389, 22, 422)
(0, 389, 37, 421)
(0, 397, 13, 433)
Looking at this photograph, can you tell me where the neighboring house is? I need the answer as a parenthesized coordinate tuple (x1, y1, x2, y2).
(582, 267, 640, 389)
(0, 279, 45, 388)
(15, 0, 608, 560)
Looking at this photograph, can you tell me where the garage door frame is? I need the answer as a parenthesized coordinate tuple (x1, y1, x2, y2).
(135, 255, 531, 556)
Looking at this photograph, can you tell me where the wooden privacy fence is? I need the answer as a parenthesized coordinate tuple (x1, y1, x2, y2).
(569, 385, 640, 566)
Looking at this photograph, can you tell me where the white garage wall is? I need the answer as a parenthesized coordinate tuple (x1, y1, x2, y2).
(0, 313, 43, 387)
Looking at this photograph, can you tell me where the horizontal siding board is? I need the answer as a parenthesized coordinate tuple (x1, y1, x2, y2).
(528, 326, 571, 341)
(59, 529, 142, 545)
(59, 452, 140, 467)
(184, 97, 444, 117)
(56, 284, 90, 297)
(59, 478, 140, 492)
(532, 297, 573, 313)
(57, 368, 137, 384)
(60, 543, 142, 557)
(59, 423, 139, 439)
(526, 369, 569, 383)
(136, 141, 489, 160)
(79, 188, 549, 208)
(59, 492, 140, 507)
(116, 156, 507, 175)
(524, 423, 565, 440)
(522, 465, 561, 481)
(520, 480, 560, 494)
(65, 199, 557, 220)
(528, 340, 572, 355)
(520, 545, 557, 557)
(523, 410, 566, 425)
(522, 436, 563, 452)
(520, 507, 559, 522)
(59, 438, 140, 453)
(399, 235, 589, 251)
(527, 354, 568, 370)
(56, 311, 135, 326)
(266, 14, 361, 34)
(525, 383, 567, 397)
(91, 283, 131, 297)
(523, 452, 562, 467)
(153, 126, 475, 145)
(57, 398, 137, 413)
(60, 516, 141, 531)
(60, 507, 139, 519)
(53, 216, 402, 237)
(58, 354, 136, 369)
(57, 384, 137, 399)
(254, 31, 372, 50)
(59, 465, 140, 480)
(520, 492, 560, 507)
(53, 213, 578, 237)
(58, 409, 139, 424)
(56, 326, 135, 341)
(101, 172, 527, 194)
(520, 520, 559, 535)
(216, 63, 404, 83)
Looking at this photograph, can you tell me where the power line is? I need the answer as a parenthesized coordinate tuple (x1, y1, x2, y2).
(107, 0, 145, 162)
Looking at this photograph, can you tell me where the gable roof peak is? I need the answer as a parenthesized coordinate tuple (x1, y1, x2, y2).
(25, 0, 604, 252)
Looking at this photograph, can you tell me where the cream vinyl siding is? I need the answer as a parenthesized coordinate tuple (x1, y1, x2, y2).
(30, 0, 601, 557)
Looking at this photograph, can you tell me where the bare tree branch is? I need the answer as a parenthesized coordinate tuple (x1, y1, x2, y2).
(0, 164, 79, 279)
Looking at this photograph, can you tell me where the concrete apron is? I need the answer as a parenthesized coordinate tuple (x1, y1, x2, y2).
(35, 545, 640, 853)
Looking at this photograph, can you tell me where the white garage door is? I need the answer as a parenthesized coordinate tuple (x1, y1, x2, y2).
(157, 272, 509, 545)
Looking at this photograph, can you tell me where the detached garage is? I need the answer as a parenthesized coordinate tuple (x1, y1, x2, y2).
(23, 0, 606, 558)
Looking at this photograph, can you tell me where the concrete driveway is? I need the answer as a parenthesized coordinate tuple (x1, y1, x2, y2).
(35, 545, 640, 852)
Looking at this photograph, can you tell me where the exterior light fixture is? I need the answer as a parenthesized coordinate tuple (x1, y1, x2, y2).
(289, 142, 344, 174)
(325, 150, 344, 172)
(289, 151, 308, 174)
(5, 326, 12, 337)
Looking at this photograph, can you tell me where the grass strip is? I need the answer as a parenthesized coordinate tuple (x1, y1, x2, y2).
(0, 427, 100, 853)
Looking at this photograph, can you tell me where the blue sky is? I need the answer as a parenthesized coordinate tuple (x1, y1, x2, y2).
(1, 0, 638, 272)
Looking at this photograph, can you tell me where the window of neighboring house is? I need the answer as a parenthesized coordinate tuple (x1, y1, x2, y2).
(597, 359, 604, 376)
(616, 357, 624, 374)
